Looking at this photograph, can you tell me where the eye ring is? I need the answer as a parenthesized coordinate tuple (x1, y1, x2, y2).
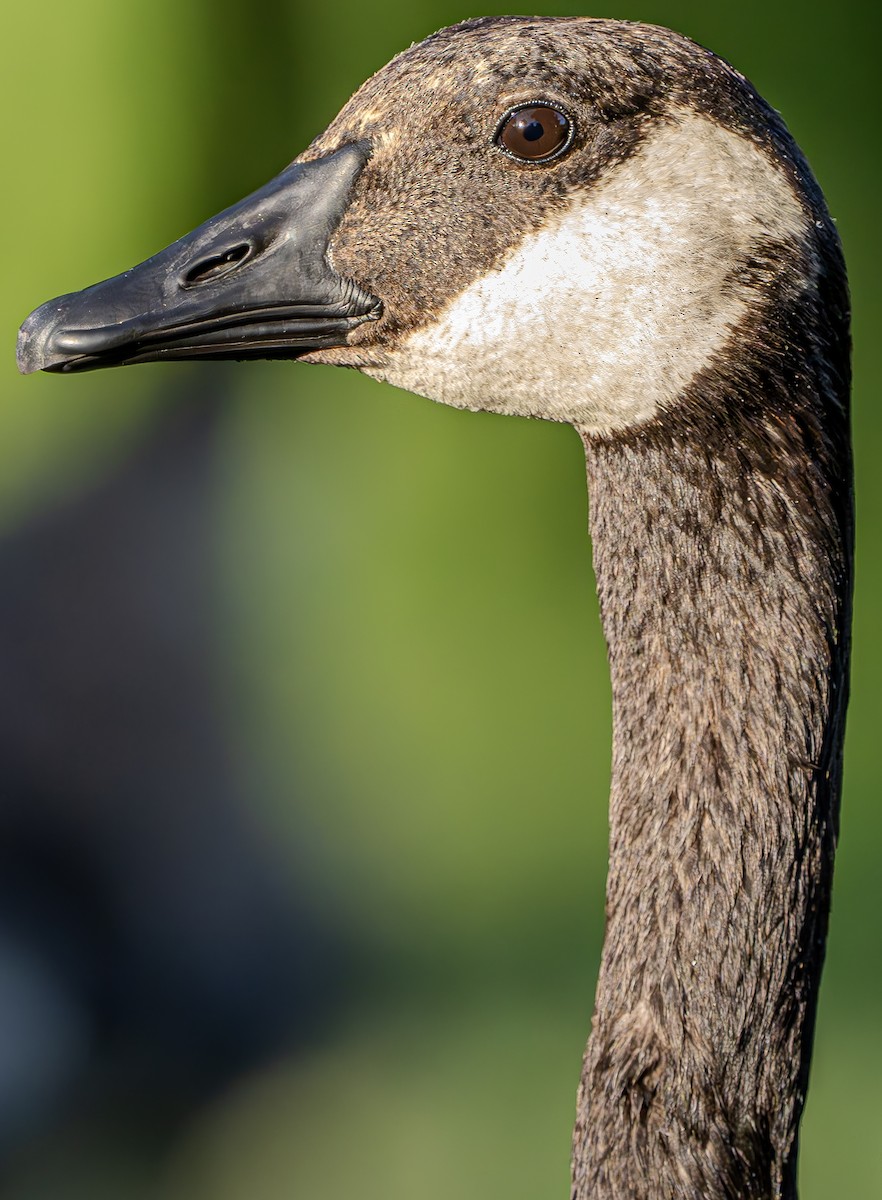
(494, 100, 575, 164)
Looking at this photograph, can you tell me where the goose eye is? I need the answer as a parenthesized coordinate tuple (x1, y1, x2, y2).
(496, 104, 573, 162)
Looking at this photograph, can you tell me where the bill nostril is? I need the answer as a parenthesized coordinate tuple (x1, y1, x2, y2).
(181, 242, 252, 288)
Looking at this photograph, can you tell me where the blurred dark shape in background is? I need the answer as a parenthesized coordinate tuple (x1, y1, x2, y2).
(0, 386, 348, 1175)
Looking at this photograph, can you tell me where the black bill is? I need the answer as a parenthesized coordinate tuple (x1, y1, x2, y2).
(17, 143, 380, 375)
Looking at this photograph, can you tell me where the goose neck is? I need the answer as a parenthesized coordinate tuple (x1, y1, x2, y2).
(571, 407, 851, 1200)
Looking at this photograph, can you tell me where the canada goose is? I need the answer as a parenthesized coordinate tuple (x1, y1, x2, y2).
(17, 15, 851, 1200)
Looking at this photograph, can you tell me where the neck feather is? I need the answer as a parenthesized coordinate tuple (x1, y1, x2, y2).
(571, 384, 852, 1198)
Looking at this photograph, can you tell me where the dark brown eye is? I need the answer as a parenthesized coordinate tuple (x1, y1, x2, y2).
(496, 104, 573, 163)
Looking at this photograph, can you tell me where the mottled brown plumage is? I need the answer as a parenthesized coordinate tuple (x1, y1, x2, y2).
(577, 421, 850, 1197)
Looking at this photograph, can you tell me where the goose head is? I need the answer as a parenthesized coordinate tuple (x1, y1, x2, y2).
(17, 16, 829, 439)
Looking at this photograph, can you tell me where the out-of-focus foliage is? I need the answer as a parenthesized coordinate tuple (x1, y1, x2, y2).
(2, 1, 879, 1197)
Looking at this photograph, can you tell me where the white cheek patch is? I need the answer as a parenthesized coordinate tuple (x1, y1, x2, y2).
(365, 112, 808, 433)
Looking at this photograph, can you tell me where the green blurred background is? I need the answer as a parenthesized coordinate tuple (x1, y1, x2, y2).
(2, 1, 879, 1196)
